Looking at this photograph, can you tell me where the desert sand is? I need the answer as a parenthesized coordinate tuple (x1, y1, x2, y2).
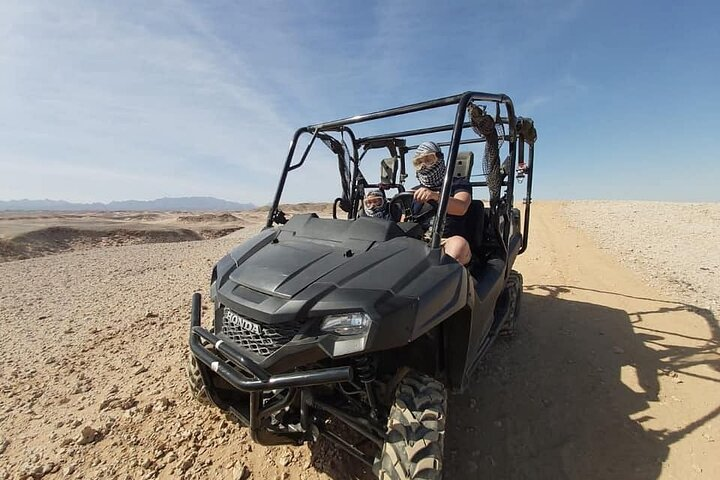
(0, 201, 717, 479)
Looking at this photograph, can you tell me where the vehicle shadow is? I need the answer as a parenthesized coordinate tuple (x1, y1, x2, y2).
(445, 285, 719, 480)
(308, 285, 719, 479)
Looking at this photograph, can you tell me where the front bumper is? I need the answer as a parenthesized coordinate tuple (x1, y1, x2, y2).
(188, 293, 354, 445)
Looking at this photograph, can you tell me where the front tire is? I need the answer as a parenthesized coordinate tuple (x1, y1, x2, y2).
(185, 353, 210, 405)
(376, 371, 447, 480)
(498, 270, 523, 336)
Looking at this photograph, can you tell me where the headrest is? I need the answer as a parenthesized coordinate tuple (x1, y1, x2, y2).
(380, 157, 398, 184)
(453, 151, 474, 180)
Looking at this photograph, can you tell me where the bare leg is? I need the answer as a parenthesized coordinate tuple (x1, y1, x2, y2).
(442, 236, 472, 265)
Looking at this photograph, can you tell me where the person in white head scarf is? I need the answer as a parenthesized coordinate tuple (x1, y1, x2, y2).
(411, 141, 472, 265)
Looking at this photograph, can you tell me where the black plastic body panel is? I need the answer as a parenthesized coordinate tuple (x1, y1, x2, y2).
(212, 215, 473, 377)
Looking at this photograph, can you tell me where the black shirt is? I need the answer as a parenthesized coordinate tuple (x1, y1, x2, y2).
(412, 178, 472, 239)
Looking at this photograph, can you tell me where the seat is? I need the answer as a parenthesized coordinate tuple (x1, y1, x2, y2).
(465, 199, 486, 259)
(453, 151, 474, 179)
(380, 157, 398, 185)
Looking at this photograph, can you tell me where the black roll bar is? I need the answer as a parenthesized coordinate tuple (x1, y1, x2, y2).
(519, 143, 534, 254)
(306, 92, 509, 131)
(267, 91, 531, 254)
(430, 92, 516, 248)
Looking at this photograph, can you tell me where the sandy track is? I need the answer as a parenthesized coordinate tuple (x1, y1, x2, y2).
(0, 203, 718, 479)
(446, 202, 719, 479)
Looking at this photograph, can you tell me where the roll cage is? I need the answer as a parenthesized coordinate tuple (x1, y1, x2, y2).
(266, 91, 537, 253)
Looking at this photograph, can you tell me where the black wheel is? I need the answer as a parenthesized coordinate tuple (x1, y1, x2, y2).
(498, 270, 523, 336)
(186, 353, 210, 405)
(375, 370, 447, 480)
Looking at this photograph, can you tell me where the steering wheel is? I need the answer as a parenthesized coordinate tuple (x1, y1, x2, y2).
(388, 191, 438, 223)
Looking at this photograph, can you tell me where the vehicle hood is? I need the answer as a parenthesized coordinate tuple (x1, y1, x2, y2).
(214, 214, 468, 347)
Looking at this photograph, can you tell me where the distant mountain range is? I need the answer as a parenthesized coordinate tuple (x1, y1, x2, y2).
(0, 196, 255, 212)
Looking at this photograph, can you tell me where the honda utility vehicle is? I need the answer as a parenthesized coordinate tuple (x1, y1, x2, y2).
(187, 91, 537, 479)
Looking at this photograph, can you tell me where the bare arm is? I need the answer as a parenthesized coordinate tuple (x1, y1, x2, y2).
(447, 191, 471, 216)
(414, 188, 471, 216)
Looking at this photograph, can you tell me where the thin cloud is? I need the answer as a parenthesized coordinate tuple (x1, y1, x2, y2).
(0, 0, 295, 203)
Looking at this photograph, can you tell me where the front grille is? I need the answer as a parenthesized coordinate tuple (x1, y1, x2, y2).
(220, 307, 300, 357)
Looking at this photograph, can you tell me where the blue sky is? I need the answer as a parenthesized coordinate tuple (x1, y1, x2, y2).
(1, 0, 718, 204)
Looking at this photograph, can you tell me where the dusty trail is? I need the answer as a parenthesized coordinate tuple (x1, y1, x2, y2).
(0, 203, 717, 479)
(445, 203, 719, 479)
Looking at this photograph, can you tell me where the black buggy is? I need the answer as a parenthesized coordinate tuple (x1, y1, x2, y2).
(187, 91, 537, 479)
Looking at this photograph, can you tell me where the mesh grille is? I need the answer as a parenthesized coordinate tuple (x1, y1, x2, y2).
(220, 308, 299, 357)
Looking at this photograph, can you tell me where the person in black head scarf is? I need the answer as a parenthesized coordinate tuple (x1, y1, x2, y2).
(411, 141, 472, 265)
(363, 189, 390, 219)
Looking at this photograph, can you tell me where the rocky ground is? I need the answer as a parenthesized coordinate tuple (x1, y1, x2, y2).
(563, 201, 720, 316)
(0, 201, 717, 479)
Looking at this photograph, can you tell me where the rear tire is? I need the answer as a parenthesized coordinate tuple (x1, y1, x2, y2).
(186, 353, 210, 405)
(375, 370, 447, 480)
(498, 270, 523, 336)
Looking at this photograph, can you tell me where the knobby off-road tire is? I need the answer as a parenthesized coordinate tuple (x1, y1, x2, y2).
(376, 371, 447, 480)
(498, 270, 523, 336)
(185, 353, 210, 405)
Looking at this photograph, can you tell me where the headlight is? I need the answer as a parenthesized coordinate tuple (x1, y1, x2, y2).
(321, 312, 372, 336)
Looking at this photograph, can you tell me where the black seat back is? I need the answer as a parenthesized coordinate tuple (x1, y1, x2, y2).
(466, 199, 486, 258)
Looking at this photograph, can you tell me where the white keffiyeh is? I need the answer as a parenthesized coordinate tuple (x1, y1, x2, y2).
(417, 158, 446, 188)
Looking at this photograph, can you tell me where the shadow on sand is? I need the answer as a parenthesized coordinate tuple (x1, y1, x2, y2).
(311, 285, 719, 479)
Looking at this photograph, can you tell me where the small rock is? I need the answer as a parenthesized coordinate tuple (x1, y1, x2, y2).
(152, 397, 173, 413)
(99, 397, 117, 411)
(0, 438, 8, 454)
(468, 398, 477, 409)
(233, 464, 251, 480)
(64, 464, 76, 475)
(179, 454, 195, 472)
(119, 397, 138, 410)
(23, 463, 44, 478)
(76, 426, 100, 445)
(145, 311, 159, 318)
(133, 366, 148, 375)
(612, 346, 625, 354)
